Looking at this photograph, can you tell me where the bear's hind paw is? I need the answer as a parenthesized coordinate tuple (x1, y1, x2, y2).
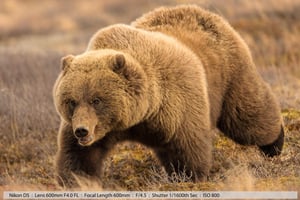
(259, 125, 284, 157)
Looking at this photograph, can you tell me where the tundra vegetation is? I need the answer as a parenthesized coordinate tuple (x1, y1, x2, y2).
(0, 0, 299, 192)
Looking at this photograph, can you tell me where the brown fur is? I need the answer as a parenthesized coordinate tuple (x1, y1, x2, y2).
(132, 5, 284, 147)
(53, 5, 284, 187)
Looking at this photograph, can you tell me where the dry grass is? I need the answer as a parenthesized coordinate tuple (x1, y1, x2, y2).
(0, 0, 299, 194)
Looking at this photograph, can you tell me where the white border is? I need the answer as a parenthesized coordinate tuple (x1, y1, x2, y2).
(3, 191, 298, 199)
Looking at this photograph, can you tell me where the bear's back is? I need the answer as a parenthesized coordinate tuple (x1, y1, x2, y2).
(87, 24, 206, 79)
(133, 5, 226, 40)
(132, 5, 256, 124)
(132, 5, 248, 53)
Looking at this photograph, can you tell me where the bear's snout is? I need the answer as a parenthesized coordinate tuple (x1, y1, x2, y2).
(74, 127, 89, 138)
(73, 126, 95, 146)
(71, 105, 98, 146)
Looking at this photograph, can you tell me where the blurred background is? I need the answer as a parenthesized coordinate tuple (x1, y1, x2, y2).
(0, 0, 299, 191)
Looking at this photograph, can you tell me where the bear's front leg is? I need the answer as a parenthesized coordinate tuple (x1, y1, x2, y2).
(55, 122, 108, 188)
(155, 128, 213, 182)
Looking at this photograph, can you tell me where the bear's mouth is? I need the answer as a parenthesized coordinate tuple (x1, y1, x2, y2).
(78, 134, 94, 146)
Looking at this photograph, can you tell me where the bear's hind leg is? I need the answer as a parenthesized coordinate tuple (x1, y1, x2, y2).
(217, 70, 284, 157)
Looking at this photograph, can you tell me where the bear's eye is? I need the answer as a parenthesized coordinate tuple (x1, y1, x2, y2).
(66, 99, 77, 110)
(91, 97, 101, 106)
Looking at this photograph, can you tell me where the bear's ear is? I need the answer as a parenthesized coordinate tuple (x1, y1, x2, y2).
(112, 54, 126, 72)
(61, 55, 75, 71)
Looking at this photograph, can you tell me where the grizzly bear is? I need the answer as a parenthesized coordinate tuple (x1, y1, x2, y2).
(53, 5, 284, 187)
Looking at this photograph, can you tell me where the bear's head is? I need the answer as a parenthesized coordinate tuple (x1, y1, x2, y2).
(53, 50, 149, 146)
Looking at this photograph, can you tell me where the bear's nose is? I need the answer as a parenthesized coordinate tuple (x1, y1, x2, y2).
(74, 127, 89, 138)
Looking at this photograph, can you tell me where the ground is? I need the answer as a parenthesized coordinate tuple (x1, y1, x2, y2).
(0, 0, 299, 193)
